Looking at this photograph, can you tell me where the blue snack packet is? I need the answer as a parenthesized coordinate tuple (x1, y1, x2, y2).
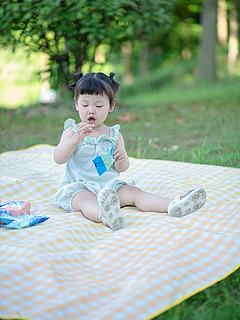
(92, 144, 116, 176)
(0, 213, 49, 229)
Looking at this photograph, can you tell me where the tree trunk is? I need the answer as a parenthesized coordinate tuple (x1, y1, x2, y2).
(122, 42, 134, 85)
(198, 0, 218, 81)
(228, 0, 239, 75)
(217, 0, 228, 46)
(140, 39, 149, 78)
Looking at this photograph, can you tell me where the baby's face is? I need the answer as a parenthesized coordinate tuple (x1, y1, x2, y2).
(75, 92, 115, 128)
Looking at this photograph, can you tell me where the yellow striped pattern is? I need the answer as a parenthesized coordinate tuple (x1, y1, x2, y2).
(0, 145, 239, 320)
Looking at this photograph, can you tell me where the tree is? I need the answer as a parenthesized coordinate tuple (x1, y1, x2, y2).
(139, 39, 150, 77)
(228, 0, 239, 75)
(198, 0, 218, 81)
(0, 0, 174, 88)
(217, 0, 228, 46)
(122, 42, 134, 85)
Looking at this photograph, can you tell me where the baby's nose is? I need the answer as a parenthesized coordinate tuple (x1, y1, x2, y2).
(89, 106, 95, 113)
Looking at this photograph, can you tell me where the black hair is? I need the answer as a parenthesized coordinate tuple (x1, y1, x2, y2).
(69, 72, 120, 106)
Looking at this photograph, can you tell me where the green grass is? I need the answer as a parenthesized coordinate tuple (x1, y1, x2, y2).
(121, 78, 240, 107)
(1, 79, 240, 168)
(114, 100, 240, 168)
(0, 78, 240, 320)
(154, 267, 240, 320)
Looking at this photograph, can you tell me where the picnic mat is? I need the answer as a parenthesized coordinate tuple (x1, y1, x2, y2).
(0, 144, 240, 320)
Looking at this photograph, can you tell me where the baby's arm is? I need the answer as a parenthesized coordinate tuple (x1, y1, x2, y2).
(53, 123, 93, 164)
(113, 133, 130, 172)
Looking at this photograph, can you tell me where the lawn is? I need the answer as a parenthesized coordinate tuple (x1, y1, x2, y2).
(1, 79, 240, 168)
(0, 78, 240, 319)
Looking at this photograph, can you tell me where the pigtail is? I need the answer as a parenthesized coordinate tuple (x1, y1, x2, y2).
(108, 72, 120, 93)
(109, 72, 115, 79)
(68, 72, 83, 89)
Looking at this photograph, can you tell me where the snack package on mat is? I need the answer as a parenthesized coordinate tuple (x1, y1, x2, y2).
(0, 213, 49, 229)
(0, 200, 31, 217)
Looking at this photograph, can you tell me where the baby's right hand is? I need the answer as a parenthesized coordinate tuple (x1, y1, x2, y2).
(72, 122, 94, 144)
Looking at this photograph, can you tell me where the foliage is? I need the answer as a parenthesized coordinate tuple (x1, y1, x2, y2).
(151, 0, 202, 57)
(0, 0, 174, 88)
(120, 0, 202, 79)
(116, 0, 239, 81)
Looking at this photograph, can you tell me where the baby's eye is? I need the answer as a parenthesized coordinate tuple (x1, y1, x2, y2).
(81, 105, 88, 108)
(96, 105, 103, 108)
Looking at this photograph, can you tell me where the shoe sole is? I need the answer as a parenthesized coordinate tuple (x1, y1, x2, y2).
(98, 187, 125, 231)
(168, 187, 207, 218)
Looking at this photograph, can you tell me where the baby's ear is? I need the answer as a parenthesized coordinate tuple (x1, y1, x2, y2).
(110, 99, 116, 113)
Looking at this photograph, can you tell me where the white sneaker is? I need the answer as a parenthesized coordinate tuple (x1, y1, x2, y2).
(98, 187, 125, 231)
(168, 187, 207, 218)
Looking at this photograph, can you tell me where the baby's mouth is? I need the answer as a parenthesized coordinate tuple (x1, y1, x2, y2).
(88, 116, 96, 124)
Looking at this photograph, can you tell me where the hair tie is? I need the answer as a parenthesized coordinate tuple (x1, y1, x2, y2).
(75, 72, 83, 80)
(109, 72, 115, 79)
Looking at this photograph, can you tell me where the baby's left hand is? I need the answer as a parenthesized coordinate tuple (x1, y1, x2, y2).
(113, 147, 127, 163)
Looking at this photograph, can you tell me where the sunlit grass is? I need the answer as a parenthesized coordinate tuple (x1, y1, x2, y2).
(0, 45, 119, 109)
(120, 77, 240, 107)
(0, 47, 42, 108)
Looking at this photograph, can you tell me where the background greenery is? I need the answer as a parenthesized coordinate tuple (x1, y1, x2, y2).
(0, 0, 174, 88)
(1, 73, 240, 169)
(0, 0, 240, 319)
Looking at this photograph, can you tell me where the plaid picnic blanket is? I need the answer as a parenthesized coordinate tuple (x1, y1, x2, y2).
(0, 144, 240, 320)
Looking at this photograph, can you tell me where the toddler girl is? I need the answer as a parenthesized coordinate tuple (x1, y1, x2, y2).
(54, 72, 206, 230)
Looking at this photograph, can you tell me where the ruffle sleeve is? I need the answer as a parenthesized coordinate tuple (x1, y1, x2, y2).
(110, 124, 121, 144)
(64, 118, 78, 132)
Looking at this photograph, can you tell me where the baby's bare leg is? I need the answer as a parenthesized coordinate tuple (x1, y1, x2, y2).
(117, 185, 172, 213)
(72, 190, 101, 222)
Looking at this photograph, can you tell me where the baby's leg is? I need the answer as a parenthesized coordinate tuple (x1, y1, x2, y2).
(72, 190, 101, 222)
(72, 188, 125, 230)
(118, 185, 206, 217)
(117, 185, 172, 213)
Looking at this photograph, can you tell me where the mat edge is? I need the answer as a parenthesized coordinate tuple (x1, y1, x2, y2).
(0, 144, 55, 156)
(145, 262, 240, 320)
(1, 144, 239, 170)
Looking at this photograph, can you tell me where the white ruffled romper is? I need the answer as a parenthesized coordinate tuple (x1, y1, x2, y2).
(55, 118, 126, 212)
